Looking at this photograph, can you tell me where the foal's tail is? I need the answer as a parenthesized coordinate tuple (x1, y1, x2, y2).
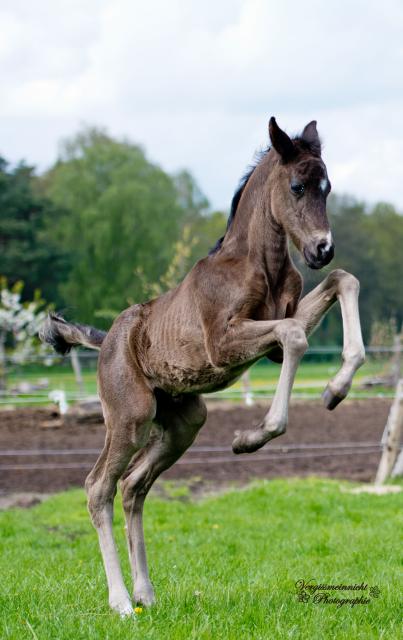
(39, 313, 107, 355)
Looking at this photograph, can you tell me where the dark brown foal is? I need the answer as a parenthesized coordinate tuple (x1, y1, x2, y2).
(40, 117, 365, 615)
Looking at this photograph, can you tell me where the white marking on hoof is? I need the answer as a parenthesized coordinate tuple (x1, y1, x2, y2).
(109, 593, 134, 617)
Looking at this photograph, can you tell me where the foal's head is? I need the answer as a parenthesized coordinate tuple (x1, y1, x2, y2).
(268, 117, 334, 269)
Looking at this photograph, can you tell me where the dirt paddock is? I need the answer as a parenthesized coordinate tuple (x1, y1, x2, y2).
(0, 399, 391, 495)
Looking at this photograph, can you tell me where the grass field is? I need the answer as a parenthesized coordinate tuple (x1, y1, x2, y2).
(0, 478, 401, 639)
(3, 353, 394, 408)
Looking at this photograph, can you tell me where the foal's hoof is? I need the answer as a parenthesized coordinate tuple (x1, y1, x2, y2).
(134, 584, 156, 607)
(322, 386, 345, 411)
(232, 428, 266, 454)
(109, 596, 133, 618)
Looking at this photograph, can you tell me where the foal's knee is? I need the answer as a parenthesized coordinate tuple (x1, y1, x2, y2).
(327, 269, 360, 294)
(276, 319, 308, 355)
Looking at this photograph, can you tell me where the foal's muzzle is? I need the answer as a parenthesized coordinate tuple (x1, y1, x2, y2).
(303, 238, 335, 269)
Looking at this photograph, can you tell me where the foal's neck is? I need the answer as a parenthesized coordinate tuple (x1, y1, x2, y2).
(223, 155, 291, 285)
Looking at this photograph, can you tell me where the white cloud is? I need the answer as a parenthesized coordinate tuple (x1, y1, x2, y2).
(0, 0, 403, 210)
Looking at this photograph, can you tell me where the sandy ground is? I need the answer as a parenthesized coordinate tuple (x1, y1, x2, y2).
(0, 399, 391, 498)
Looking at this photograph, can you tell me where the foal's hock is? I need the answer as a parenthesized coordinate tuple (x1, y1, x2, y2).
(40, 117, 365, 616)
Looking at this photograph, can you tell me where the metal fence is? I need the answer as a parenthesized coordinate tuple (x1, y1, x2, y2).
(1, 344, 400, 409)
(0, 441, 390, 472)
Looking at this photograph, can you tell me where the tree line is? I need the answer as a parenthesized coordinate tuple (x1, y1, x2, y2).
(1, 127, 402, 346)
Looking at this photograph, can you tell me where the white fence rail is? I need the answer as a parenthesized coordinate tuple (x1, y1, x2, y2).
(1, 345, 400, 406)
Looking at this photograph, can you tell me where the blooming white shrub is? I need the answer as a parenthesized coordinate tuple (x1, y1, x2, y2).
(0, 279, 54, 388)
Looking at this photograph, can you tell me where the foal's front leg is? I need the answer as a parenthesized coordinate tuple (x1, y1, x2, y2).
(208, 318, 308, 454)
(294, 269, 365, 408)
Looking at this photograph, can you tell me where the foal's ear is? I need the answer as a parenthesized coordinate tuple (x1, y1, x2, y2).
(301, 120, 321, 155)
(269, 117, 295, 163)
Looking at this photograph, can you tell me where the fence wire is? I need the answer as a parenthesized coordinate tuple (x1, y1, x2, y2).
(1, 345, 400, 405)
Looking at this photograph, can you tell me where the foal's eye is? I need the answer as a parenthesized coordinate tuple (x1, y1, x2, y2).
(291, 182, 305, 196)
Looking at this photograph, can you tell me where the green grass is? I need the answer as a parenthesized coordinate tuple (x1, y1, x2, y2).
(3, 355, 394, 408)
(0, 478, 401, 639)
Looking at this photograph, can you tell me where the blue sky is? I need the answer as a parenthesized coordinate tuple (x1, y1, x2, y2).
(1, 0, 403, 211)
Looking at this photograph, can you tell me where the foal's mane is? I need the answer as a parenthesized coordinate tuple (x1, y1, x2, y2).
(209, 134, 318, 255)
(209, 147, 270, 254)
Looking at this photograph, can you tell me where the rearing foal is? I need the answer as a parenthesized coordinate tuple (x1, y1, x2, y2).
(40, 118, 365, 616)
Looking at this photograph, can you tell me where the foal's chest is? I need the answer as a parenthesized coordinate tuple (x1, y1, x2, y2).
(252, 272, 302, 321)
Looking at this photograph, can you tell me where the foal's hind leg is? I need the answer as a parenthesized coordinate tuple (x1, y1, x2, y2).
(294, 269, 365, 409)
(120, 394, 207, 606)
(85, 373, 156, 616)
(85, 433, 135, 616)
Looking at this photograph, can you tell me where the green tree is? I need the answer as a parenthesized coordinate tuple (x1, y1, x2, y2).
(0, 158, 69, 307)
(174, 169, 210, 222)
(297, 194, 403, 345)
(173, 170, 227, 265)
(366, 203, 403, 330)
(42, 128, 189, 326)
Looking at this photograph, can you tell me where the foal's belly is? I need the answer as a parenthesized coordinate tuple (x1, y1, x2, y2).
(142, 294, 287, 395)
(148, 336, 278, 394)
(152, 360, 251, 395)
(145, 323, 281, 395)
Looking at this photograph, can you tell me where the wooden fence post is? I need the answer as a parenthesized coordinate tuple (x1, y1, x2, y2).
(392, 447, 403, 478)
(241, 371, 254, 406)
(390, 333, 402, 386)
(375, 378, 403, 485)
(70, 350, 84, 395)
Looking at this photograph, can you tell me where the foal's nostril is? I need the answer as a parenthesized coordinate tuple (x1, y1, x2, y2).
(304, 239, 334, 269)
(316, 240, 334, 264)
